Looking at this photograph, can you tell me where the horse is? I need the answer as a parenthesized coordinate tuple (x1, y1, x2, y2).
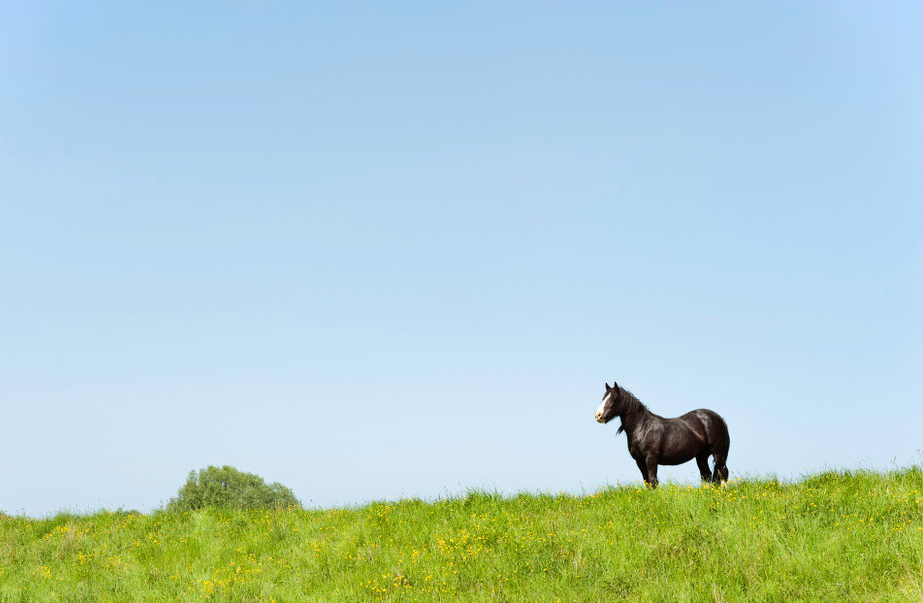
(594, 381, 730, 487)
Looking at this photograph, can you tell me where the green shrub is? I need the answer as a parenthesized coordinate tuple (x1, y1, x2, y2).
(167, 465, 300, 511)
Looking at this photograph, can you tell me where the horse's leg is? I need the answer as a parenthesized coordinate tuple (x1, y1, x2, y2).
(712, 452, 729, 483)
(635, 458, 649, 485)
(645, 458, 659, 488)
(695, 453, 712, 483)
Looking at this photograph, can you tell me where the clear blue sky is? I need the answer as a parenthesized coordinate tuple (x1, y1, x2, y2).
(2, 2, 921, 516)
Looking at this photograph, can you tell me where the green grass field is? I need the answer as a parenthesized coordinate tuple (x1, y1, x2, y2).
(2, 468, 921, 601)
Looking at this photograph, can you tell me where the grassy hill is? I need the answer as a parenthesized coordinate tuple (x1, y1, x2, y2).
(2, 468, 921, 601)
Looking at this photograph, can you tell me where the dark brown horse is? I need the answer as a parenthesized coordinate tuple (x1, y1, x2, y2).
(594, 381, 729, 487)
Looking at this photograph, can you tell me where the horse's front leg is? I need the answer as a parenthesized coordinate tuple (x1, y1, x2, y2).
(645, 458, 659, 488)
(634, 458, 649, 484)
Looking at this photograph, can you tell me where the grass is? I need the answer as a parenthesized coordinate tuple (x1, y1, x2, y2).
(2, 468, 922, 601)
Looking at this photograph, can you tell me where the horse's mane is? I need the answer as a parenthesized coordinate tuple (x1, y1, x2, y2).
(615, 386, 650, 435)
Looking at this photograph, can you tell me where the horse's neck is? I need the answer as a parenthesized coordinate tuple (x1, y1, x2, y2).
(620, 403, 652, 437)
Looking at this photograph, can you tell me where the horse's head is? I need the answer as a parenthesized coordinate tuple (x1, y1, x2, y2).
(594, 381, 620, 424)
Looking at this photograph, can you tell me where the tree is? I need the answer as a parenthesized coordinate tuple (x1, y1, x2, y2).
(167, 465, 300, 511)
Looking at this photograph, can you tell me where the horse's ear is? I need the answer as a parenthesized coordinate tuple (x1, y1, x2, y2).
(611, 381, 618, 392)
(605, 382, 611, 391)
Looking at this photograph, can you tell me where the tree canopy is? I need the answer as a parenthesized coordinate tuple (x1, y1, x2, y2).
(167, 465, 300, 511)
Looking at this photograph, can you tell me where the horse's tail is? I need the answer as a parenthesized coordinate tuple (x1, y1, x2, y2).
(709, 411, 730, 482)
(710, 412, 730, 456)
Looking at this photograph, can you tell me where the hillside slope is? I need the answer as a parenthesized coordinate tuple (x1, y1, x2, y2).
(2, 469, 921, 600)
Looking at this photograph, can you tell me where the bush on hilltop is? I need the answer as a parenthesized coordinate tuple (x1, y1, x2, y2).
(167, 465, 300, 511)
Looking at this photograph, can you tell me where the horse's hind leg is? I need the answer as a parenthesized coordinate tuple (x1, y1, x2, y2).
(711, 452, 729, 483)
(695, 453, 712, 483)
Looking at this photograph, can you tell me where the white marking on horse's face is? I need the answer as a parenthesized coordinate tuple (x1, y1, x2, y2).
(595, 391, 611, 423)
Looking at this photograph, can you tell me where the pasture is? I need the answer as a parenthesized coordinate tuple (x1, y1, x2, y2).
(2, 468, 921, 601)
